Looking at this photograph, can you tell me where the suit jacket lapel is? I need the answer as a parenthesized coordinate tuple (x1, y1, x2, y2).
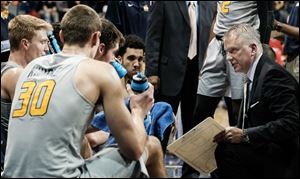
(199, 1, 213, 27)
(197, 1, 202, 27)
(177, 1, 190, 26)
(250, 54, 266, 104)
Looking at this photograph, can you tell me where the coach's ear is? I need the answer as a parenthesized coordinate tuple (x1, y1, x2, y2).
(249, 43, 258, 59)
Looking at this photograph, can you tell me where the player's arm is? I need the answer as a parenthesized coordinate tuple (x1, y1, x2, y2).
(1, 67, 24, 101)
(94, 62, 153, 160)
(208, 10, 217, 44)
(273, 19, 299, 39)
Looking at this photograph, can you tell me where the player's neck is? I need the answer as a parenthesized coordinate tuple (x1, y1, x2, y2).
(8, 51, 28, 68)
(61, 45, 94, 58)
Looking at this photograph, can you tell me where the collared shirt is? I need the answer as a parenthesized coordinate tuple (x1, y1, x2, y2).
(247, 53, 263, 91)
(186, 1, 199, 23)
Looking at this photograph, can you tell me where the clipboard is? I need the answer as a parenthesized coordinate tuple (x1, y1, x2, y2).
(167, 117, 225, 174)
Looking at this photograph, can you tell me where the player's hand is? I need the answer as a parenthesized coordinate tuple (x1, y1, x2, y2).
(127, 83, 154, 118)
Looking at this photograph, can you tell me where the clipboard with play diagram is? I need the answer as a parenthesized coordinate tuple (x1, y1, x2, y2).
(167, 117, 225, 174)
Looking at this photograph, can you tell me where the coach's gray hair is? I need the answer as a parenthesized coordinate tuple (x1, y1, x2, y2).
(224, 24, 263, 53)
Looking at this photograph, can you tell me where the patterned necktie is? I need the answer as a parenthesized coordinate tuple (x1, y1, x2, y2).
(188, 1, 197, 60)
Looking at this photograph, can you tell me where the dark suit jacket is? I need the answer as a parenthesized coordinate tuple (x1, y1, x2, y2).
(238, 54, 299, 176)
(257, 1, 274, 44)
(105, 1, 152, 41)
(145, 1, 216, 96)
(1, 13, 15, 41)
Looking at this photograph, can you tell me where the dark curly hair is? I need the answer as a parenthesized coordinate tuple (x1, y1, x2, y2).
(116, 34, 145, 57)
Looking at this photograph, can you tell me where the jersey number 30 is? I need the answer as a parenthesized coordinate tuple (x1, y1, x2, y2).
(12, 80, 56, 117)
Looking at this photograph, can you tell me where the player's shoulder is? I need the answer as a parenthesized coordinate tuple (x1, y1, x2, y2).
(1, 65, 23, 81)
(75, 58, 120, 93)
(79, 58, 114, 72)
